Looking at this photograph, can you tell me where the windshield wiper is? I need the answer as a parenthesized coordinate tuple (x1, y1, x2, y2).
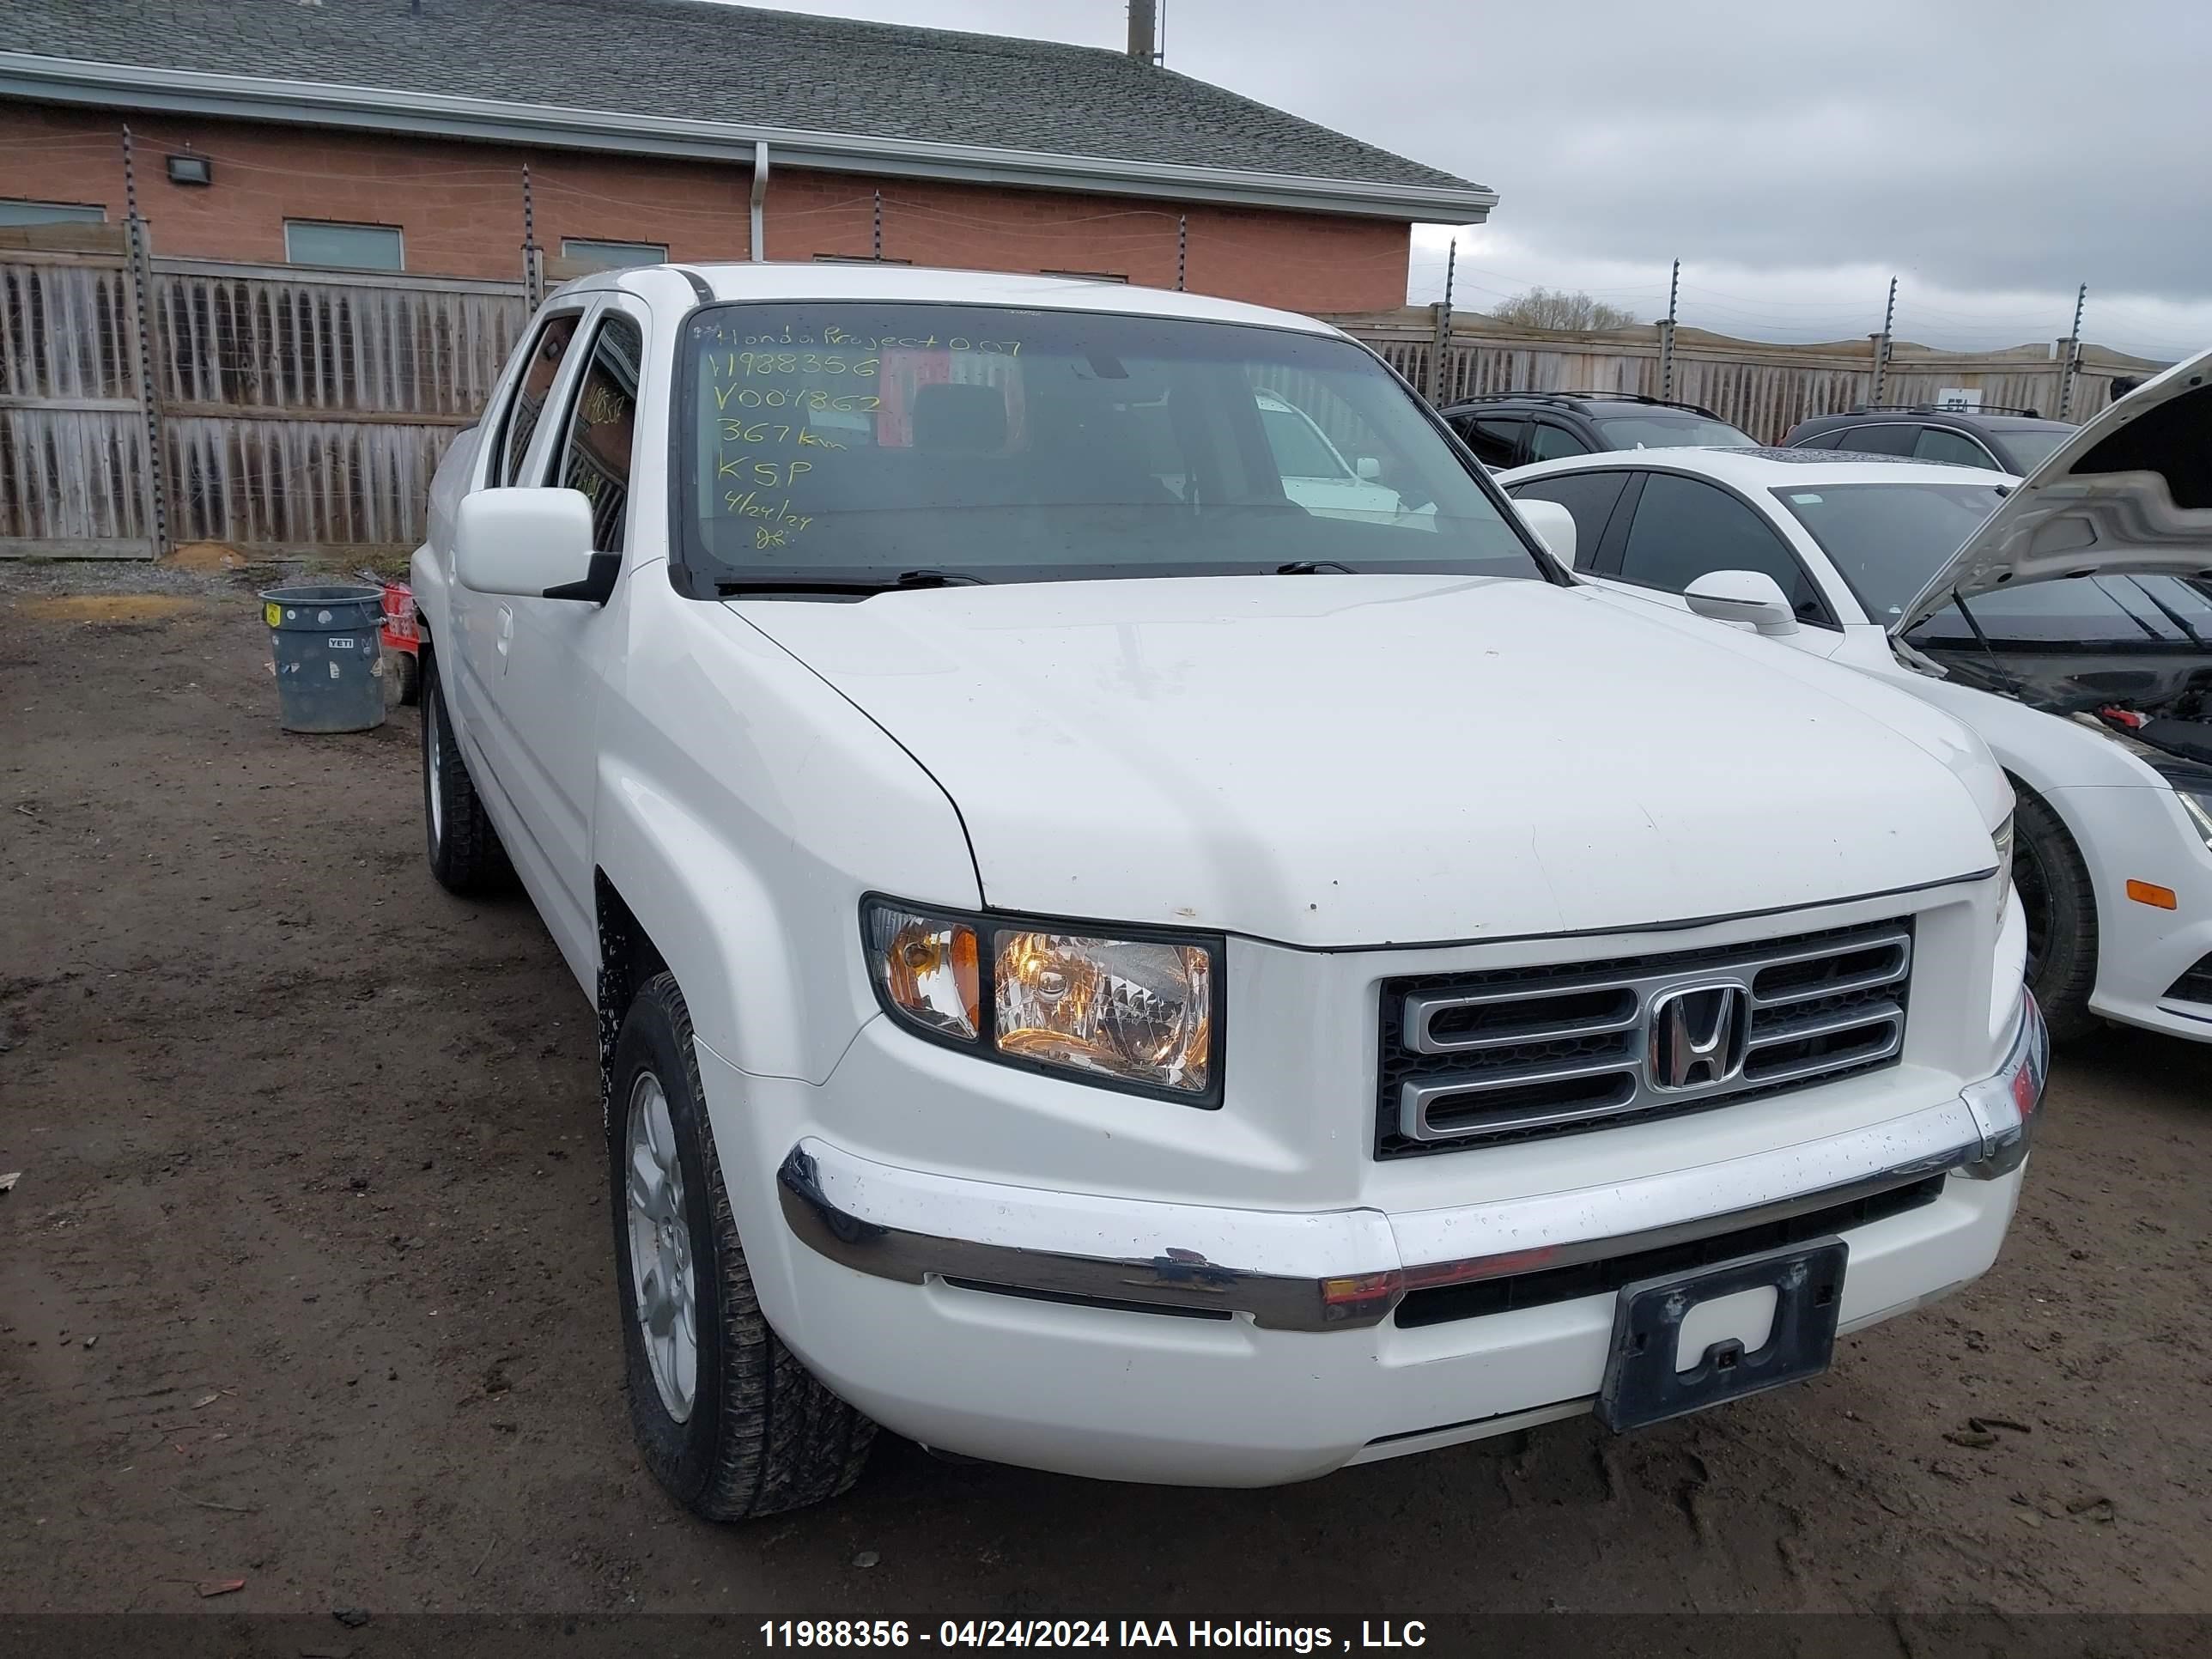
(714, 568, 988, 596)
(1274, 560, 1358, 574)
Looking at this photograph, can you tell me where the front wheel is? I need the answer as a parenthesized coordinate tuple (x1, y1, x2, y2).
(2013, 790, 2099, 1041)
(609, 973, 876, 1519)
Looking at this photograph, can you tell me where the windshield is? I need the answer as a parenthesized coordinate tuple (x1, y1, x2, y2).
(1589, 412, 1755, 449)
(1994, 428, 2070, 472)
(1906, 575, 2212, 647)
(674, 301, 1540, 588)
(1772, 480, 2010, 621)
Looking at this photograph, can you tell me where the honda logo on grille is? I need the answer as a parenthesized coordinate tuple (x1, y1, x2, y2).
(1647, 981, 1751, 1091)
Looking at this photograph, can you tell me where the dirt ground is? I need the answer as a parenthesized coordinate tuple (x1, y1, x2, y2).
(3, 572, 2210, 1639)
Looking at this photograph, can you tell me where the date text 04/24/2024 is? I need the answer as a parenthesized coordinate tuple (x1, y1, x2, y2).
(758, 1620, 1429, 1650)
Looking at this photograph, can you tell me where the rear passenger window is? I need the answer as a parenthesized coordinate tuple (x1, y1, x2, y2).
(1913, 427, 1996, 468)
(1619, 472, 1828, 623)
(1528, 422, 1589, 462)
(1791, 429, 1842, 450)
(550, 315, 644, 554)
(1508, 471, 1626, 568)
(491, 313, 582, 486)
(1455, 416, 1526, 468)
(1834, 423, 1917, 457)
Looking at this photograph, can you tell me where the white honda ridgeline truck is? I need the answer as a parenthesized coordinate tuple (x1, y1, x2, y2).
(411, 264, 2044, 1519)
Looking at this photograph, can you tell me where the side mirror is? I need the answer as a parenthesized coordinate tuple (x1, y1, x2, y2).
(1354, 455, 1382, 482)
(454, 488, 611, 603)
(1513, 497, 1577, 568)
(1686, 569, 1800, 635)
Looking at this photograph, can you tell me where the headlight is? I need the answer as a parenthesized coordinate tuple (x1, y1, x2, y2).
(2178, 787, 2212, 853)
(1991, 809, 2015, 925)
(862, 898, 1219, 1103)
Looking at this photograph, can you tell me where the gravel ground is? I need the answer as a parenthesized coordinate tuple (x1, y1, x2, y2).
(3, 571, 2209, 1644)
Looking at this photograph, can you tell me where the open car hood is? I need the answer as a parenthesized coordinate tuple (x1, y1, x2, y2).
(1891, 347, 2212, 637)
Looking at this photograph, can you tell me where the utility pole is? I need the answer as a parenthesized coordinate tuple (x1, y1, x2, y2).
(1429, 235, 1456, 402)
(1870, 275, 1898, 408)
(1175, 212, 1187, 292)
(1659, 258, 1680, 401)
(2059, 282, 2087, 420)
(119, 125, 169, 559)
(521, 161, 542, 306)
(872, 188, 883, 261)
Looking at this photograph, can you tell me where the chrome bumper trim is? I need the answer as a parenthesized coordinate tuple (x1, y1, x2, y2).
(777, 999, 2046, 1334)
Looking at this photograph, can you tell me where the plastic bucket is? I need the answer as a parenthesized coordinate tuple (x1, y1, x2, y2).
(260, 583, 389, 733)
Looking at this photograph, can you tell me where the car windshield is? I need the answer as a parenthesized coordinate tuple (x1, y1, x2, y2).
(1907, 574, 2212, 647)
(674, 301, 1540, 588)
(1771, 480, 2010, 621)
(1589, 412, 1755, 449)
(1993, 428, 2070, 471)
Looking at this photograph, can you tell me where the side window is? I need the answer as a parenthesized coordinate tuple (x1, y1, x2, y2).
(1913, 426, 1997, 468)
(1454, 416, 1526, 468)
(1834, 422, 1917, 457)
(1508, 471, 1627, 568)
(490, 313, 582, 486)
(1527, 422, 1589, 462)
(550, 315, 643, 554)
(1791, 428, 1842, 450)
(1619, 472, 1828, 623)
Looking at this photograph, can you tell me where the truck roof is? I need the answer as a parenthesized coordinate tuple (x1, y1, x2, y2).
(563, 260, 1344, 337)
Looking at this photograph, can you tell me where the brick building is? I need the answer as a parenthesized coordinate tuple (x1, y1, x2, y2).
(0, 0, 1494, 314)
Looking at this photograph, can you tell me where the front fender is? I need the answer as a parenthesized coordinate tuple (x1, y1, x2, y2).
(593, 591, 981, 1084)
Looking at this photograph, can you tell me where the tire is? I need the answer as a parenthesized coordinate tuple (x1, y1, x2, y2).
(420, 648, 513, 896)
(608, 972, 876, 1519)
(2012, 787, 2099, 1041)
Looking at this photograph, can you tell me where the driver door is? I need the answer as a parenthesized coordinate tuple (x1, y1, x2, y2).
(449, 305, 589, 799)
(495, 302, 647, 966)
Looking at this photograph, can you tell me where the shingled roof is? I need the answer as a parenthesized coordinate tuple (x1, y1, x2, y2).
(0, 0, 1496, 222)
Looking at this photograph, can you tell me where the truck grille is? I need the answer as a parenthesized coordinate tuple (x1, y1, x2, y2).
(1376, 918, 1912, 1157)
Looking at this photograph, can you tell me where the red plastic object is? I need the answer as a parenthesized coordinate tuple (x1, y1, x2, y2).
(380, 580, 419, 656)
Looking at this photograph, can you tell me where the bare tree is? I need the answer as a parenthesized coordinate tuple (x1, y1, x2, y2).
(1489, 287, 1640, 331)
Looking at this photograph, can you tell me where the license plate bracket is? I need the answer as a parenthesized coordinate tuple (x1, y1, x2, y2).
(1596, 1237, 1848, 1432)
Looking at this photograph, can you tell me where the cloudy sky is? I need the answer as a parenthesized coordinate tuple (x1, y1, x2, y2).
(750, 0, 2209, 360)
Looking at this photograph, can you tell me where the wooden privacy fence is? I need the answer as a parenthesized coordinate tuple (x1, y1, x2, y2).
(3, 224, 527, 559)
(0, 241, 2177, 561)
(1329, 307, 2166, 444)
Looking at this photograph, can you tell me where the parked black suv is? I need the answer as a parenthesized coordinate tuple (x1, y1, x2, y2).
(1438, 392, 1756, 469)
(1781, 405, 2075, 474)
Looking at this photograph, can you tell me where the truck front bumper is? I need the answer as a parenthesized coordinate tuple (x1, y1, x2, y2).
(769, 999, 2045, 1484)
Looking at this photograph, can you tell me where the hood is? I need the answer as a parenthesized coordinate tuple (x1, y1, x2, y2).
(731, 574, 2002, 947)
(1893, 347, 2212, 636)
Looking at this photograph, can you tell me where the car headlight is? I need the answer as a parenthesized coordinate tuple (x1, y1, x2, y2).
(2177, 787, 2212, 853)
(1991, 809, 2015, 925)
(862, 898, 1219, 1103)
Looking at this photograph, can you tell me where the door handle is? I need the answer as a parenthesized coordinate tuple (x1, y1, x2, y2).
(496, 604, 514, 671)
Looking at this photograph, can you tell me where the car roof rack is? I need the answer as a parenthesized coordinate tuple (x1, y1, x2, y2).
(1844, 403, 2048, 419)
(1446, 390, 1724, 420)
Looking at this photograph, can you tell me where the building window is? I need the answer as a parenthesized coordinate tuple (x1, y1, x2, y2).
(813, 253, 914, 265)
(284, 220, 404, 271)
(0, 199, 106, 226)
(1040, 270, 1129, 283)
(560, 238, 668, 271)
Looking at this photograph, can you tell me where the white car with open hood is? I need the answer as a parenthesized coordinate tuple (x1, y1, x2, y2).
(1503, 353, 2212, 1044)
(410, 264, 2040, 1519)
